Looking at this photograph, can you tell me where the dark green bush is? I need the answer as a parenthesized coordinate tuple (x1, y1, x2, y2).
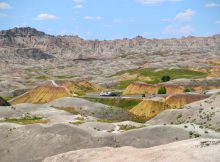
(158, 87, 167, 94)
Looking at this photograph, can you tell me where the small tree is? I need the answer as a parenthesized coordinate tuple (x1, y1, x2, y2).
(158, 87, 167, 94)
(184, 87, 192, 93)
(161, 76, 171, 82)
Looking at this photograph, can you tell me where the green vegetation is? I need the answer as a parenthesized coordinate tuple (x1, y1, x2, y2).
(36, 75, 49, 80)
(119, 124, 145, 131)
(85, 98, 142, 110)
(54, 75, 78, 80)
(2, 96, 14, 101)
(158, 87, 167, 94)
(70, 121, 84, 125)
(0, 115, 46, 125)
(97, 119, 119, 123)
(116, 80, 136, 89)
(114, 68, 208, 89)
(52, 106, 79, 115)
(129, 114, 147, 123)
(215, 128, 220, 132)
(184, 87, 194, 92)
(176, 114, 183, 119)
(161, 75, 171, 82)
(189, 131, 201, 138)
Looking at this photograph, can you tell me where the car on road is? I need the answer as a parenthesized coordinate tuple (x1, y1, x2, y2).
(100, 91, 120, 97)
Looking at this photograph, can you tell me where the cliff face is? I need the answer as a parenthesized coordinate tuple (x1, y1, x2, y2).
(1, 27, 220, 61)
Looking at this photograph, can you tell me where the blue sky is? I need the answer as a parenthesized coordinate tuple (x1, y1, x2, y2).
(0, 0, 220, 39)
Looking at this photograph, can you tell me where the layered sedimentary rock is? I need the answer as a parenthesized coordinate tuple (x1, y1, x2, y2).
(11, 85, 71, 104)
(164, 94, 209, 108)
(129, 99, 169, 120)
(1, 27, 220, 61)
(10, 80, 103, 104)
(123, 82, 184, 95)
(60, 80, 103, 95)
(129, 94, 209, 120)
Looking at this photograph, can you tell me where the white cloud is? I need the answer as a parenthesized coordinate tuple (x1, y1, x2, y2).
(163, 25, 193, 35)
(135, 0, 182, 4)
(0, 13, 8, 17)
(84, 16, 102, 20)
(74, 4, 83, 9)
(205, 3, 220, 8)
(161, 9, 195, 23)
(0, 2, 11, 9)
(174, 9, 195, 21)
(35, 13, 58, 21)
(72, 0, 84, 3)
(84, 16, 94, 20)
(136, 0, 165, 4)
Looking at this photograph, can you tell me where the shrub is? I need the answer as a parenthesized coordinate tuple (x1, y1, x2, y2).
(161, 76, 171, 82)
(184, 87, 193, 92)
(158, 87, 167, 94)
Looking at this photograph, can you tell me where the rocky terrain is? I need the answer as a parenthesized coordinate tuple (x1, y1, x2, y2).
(43, 138, 220, 162)
(0, 27, 220, 162)
(0, 27, 220, 93)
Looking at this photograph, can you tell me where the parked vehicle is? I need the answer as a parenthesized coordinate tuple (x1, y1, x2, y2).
(100, 91, 120, 97)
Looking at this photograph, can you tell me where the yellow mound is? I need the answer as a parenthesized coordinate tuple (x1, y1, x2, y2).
(123, 82, 184, 95)
(11, 80, 104, 105)
(11, 86, 71, 105)
(129, 94, 209, 121)
(129, 99, 170, 121)
(61, 80, 103, 95)
(165, 94, 209, 108)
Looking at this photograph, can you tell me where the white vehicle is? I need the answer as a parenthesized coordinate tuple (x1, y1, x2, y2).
(100, 91, 112, 96)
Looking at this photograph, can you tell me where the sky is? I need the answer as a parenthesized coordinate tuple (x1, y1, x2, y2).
(0, 0, 220, 40)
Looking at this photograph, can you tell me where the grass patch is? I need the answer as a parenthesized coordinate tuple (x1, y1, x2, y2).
(3, 96, 14, 101)
(0, 115, 47, 125)
(52, 106, 79, 115)
(114, 68, 208, 89)
(85, 98, 142, 110)
(215, 128, 220, 132)
(116, 80, 136, 89)
(70, 121, 84, 125)
(54, 75, 78, 80)
(36, 75, 49, 80)
(119, 124, 145, 131)
(97, 119, 119, 123)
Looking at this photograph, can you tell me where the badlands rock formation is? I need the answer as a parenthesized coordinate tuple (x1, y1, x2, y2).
(164, 94, 209, 108)
(123, 82, 184, 95)
(11, 85, 71, 105)
(129, 94, 209, 120)
(10, 80, 102, 104)
(148, 94, 220, 129)
(129, 99, 169, 121)
(0, 27, 220, 92)
(43, 138, 220, 162)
